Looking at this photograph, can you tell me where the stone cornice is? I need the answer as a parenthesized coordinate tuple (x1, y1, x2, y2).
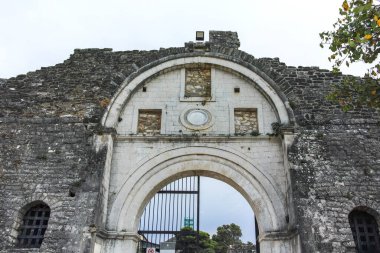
(115, 134, 283, 143)
(96, 230, 140, 241)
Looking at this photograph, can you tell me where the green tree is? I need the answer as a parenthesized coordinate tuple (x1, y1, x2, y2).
(212, 223, 242, 253)
(320, 0, 380, 110)
(176, 227, 216, 253)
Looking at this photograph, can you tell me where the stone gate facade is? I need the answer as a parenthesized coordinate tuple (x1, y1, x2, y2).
(0, 31, 379, 253)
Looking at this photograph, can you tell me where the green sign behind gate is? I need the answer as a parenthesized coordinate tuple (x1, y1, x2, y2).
(184, 217, 194, 228)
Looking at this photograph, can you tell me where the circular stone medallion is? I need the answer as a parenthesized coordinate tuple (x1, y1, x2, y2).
(186, 110, 209, 126)
(180, 108, 213, 130)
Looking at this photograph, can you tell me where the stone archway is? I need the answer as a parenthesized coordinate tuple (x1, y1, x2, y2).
(95, 54, 300, 253)
(100, 146, 299, 253)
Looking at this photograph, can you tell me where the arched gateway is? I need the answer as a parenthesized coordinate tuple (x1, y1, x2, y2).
(94, 55, 301, 252)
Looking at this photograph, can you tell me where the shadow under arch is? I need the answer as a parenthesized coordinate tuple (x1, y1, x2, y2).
(349, 205, 380, 228)
(18, 200, 50, 215)
(108, 146, 288, 235)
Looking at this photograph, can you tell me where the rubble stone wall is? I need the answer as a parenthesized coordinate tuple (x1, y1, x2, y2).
(137, 110, 162, 135)
(185, 65, 211, 97)
(0, 31, 379, 252)
(234, 109, 258, 134)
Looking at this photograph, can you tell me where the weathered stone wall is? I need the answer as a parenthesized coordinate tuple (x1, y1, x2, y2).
(0, 47, 196, 252)
(274, 65, 380, 253)
(209, 30, 240, 49)
(289, 124, 380, 253)
(0, 31, 379, 253)
(0, 48, 117, 252)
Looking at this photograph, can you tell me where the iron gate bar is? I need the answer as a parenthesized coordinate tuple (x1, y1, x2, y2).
(157, 190, 198, 194)
(138, 230, 183, 234)
(138, 176, 200, 251)
(197, 175, 200, 247)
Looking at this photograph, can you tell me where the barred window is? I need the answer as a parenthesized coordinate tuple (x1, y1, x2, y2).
(16, 203, 50, 248)
(349, 210, 380, 252)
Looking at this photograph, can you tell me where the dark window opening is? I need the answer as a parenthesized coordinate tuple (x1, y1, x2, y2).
(349, 210, 380, 253)
(16, 203, 50, 248)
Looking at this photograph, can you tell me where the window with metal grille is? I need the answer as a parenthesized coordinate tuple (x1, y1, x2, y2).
(349, 210, 380, 253)
(16, 203, 50, 248)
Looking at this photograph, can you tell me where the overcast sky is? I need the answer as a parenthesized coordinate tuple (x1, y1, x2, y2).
(0, 0, 371, 79)
(0, 0, 362, 245)
(200, 177, 255, 243)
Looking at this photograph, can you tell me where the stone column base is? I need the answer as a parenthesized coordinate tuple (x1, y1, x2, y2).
(96, 231, 140, 253)
(259, 229, 301, 253)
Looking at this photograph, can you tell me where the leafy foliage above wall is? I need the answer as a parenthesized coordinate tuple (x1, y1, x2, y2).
(320, 0, 380, 110)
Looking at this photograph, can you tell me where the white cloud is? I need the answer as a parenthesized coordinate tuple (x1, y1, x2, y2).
(0, 0, 368, 78)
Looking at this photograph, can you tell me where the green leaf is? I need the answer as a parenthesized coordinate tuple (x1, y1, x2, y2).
(320, 0, 380, 110)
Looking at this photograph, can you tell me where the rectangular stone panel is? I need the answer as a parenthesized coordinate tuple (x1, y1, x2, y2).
(137, 109, 162, 135)
(185, 65, 211, 97)
(234, 108, 258, 134)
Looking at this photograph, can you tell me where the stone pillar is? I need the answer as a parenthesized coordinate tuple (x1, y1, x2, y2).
(97, 232, 139, 253)
(259, 230, 301, 253)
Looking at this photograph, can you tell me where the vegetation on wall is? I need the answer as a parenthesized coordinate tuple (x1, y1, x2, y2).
(320, 0, 380, 110)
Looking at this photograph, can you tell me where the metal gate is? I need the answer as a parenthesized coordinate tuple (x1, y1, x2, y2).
(349, 210, 380, 253)
(138, 176, 200, 252)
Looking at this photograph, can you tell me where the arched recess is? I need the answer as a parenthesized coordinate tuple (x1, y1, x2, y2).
(349, 206, 380, 224)
(109, 146, 287, 233)
(101, 55, 293, 129)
